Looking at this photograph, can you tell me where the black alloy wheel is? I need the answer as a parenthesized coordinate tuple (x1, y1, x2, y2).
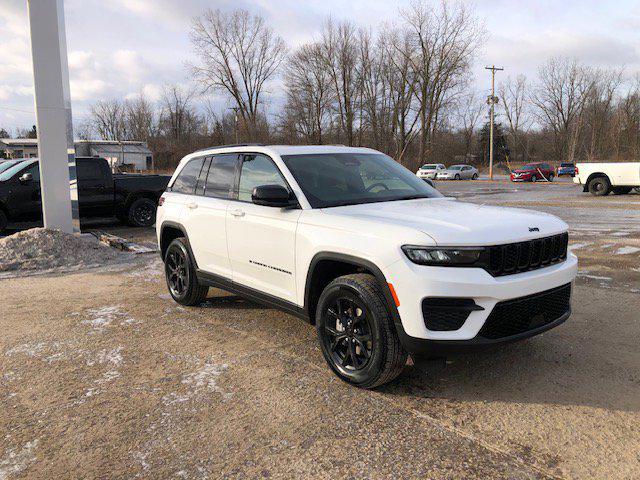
(316, 274, 407, 389)
(321, 296, 374, 373)
(164, 238, 209, 305)
(128, 198, 156, 227)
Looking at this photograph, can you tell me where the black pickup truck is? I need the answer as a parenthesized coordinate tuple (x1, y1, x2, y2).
(0, 157, 170, 233)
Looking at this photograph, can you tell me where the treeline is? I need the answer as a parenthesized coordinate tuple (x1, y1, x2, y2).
(28, 2, 640, 170)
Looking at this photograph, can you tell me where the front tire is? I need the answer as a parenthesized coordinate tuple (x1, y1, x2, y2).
(454, 174, 460, 180)
(164, 238, 208, 306)
(128, 197, 157, 227)
(531, 175, 537, 182)
(316, 274, 407, 389)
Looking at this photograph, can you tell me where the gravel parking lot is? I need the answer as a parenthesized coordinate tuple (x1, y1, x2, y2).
(1, 179, 639, 479)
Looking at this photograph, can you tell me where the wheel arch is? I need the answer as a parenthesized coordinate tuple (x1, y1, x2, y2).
(585, 172, 610, 186)
(304, 252, 401, 327)
(159, 221, 197, 267)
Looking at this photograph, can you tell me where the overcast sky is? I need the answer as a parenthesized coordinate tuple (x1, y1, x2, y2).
(1, 0, 639, 133)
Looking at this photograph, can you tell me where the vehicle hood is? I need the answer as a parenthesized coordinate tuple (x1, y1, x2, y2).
(321, 198, 567, 245)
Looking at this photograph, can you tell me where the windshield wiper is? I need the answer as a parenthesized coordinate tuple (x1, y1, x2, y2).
(392, 194, 431, 201)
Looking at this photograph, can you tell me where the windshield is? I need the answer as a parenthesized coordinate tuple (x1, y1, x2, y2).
(281, 153, 442, 208)
(0, 160, 34, 181)
(421, 164, 437, 169)
(0, 160, 22, 175)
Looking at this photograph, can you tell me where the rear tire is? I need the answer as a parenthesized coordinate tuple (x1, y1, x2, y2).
(164, 238, 208, 306)
(316, 273, 408, 389)
(128, 197, 157, 227)
(548, 173, 554, 182)
(588, 176, 611, 196)
(0, 210, 7, 234)
(472, 173, 478, 180)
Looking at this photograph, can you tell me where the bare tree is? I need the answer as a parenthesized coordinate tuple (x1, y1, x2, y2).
(284, 42, 334, 143)
(319, 18, 359, 146)
(125, 93, 157, 142)
(454, 91, 483, 156)
(401, 0, 484, 169)
(90, 99, 127, 140)
(499, 75, 532, 162)
(190, 9, 287, 137)
(531, 57, 594, 162)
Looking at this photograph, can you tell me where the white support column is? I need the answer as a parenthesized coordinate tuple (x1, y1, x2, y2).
(27, 0, 79, 233)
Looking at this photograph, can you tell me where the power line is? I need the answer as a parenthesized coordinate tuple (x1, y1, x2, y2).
(0, 105, 35, 114)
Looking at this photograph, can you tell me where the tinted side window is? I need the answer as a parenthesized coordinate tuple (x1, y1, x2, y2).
(172, 158, 204, 194)
(205, 154, 238, 199)
(76, 160, 104, 180)
(238, 154, 288, 202)
(25, 164, 40, 185)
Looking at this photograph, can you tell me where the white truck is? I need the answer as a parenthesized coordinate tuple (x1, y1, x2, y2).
(574, 162, 640, 196)
(157, 144, 577, 388)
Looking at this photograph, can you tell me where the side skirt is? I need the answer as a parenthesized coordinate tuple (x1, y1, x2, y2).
(196, 270, 310, 322)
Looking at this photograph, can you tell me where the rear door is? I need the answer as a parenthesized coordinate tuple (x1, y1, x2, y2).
(182, 154, 238, 279)
(226, 153, 301, 303)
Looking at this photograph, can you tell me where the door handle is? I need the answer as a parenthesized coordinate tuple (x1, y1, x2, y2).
(187, 202, 198, 209)
(230, 209, 245, 217)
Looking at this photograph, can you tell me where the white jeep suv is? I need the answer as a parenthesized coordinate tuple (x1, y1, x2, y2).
(157, 145, 577, 388)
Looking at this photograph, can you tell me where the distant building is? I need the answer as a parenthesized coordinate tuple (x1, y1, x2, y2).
(0, 138, 154, 171)
(75, 140, 154, 171)
(0, 138, 39, 158)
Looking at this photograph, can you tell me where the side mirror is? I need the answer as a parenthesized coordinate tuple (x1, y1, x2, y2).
(252, 184, 296, 208)
(19, 172, 33, 183)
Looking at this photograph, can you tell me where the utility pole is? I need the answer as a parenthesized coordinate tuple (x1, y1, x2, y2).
(485, 65, 503, 180)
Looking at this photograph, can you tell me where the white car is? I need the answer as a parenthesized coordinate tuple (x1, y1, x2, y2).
(573, 162, 640, 196)
(157, 145, 577, 388)
(416, 163, 446, 180)
(436, 164, 479, 180)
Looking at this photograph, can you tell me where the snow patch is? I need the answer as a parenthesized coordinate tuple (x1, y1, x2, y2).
(569, 242, 592, 250)
(0, 439, 39, 480)
(615, 246, 640, 255)
(81, 306, 137, 332)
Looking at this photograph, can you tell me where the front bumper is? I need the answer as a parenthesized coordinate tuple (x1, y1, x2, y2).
(385, 252, 578, 353)
(417, 172, 437, 179)
(510, 175, 530, 182)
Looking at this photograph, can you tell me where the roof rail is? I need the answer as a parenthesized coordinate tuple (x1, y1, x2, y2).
(193, 143, 265, 153)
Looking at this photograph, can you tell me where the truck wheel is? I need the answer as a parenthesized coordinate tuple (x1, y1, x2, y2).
(316, 273, 408, 389)
(588, 176, 611, 196)
(612, 187, 632, 195)
(164, 237, 208, 306)
(0, 210, 7, 234)
(128, 198, 157, 227)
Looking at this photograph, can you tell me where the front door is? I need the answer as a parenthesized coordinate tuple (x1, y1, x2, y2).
(226, 153, 301, 303)
(12, 162, 43, 221)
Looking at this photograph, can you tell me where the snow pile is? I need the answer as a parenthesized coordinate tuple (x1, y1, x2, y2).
(0, 228, 127, 273)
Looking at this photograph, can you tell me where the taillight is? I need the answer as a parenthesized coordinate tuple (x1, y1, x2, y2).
(158, 196, 165, 206)
(574, 167, 579, 175)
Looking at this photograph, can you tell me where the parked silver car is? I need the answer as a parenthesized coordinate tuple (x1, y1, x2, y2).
(416, 163, 446, 180)
(436, 164, 479, 180)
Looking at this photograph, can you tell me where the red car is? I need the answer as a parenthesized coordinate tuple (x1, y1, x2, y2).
(510, 163, 555, 182)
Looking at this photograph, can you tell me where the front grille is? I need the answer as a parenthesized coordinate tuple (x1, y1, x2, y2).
(478, 283, 572, 340)
(488, 233, 568, 277)
(422, 298, 482, 331)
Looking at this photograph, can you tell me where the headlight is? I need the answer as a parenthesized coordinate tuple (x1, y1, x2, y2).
(402, 245, 486, 266)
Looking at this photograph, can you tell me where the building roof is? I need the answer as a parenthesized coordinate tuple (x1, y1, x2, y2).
(0, 138, 39, 146)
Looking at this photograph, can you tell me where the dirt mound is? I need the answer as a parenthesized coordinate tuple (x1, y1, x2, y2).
(0, 228, 128, 273)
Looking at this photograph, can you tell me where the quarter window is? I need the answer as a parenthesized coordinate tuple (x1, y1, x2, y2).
(238, 154, 288, 202)
(172, 158, 204, 194)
